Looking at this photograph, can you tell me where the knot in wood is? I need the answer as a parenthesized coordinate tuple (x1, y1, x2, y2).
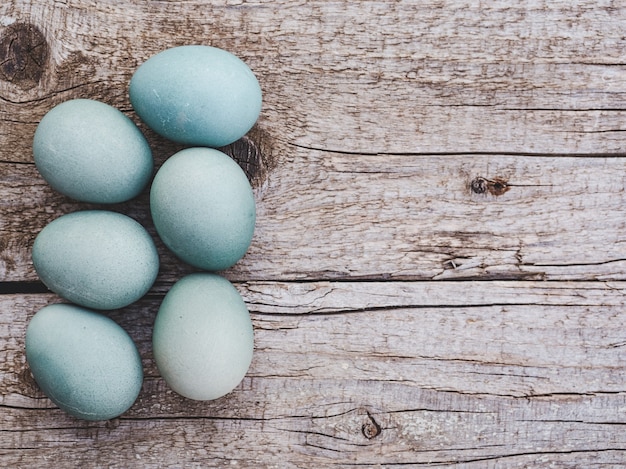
(361, 412, 382, 439)
(219, 128, 274, 188)
(470, 176, 510, 196)
(470, 177, 488, 194)
(0, 23, 48, 89)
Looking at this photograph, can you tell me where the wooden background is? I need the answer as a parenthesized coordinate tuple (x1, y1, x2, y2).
(1, 0, 625, 467)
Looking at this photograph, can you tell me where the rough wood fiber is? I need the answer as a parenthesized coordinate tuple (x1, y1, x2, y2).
(2, 1, 626, 160)
(3, 151, 626, 283)
(1, 289, 625, 467)
(1, 0, 625, 468)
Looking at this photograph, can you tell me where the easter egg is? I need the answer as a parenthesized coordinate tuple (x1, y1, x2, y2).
(33, 99, 153, 204)
(152, 273, 254, 400)
(25, 303, 143, 420)
(32, 210, 159, 310)
(150, 147, 255, 271)
(129, 45, 262, 147)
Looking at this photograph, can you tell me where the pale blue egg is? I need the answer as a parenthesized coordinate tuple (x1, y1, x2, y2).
(32, 210, 159, 310)
(150, 148, 255, 271)
(152, 273, 254, 400)
(25, 303, 143, 421)
(33, 99, 153, 203)
(129, 45, 262, 148)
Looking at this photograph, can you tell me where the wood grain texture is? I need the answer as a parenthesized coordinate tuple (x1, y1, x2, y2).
(1, 286, 625, 467)
(3, 151, 626, 283)
(1, 0, 625, 467)
(2, 0, 626, 160)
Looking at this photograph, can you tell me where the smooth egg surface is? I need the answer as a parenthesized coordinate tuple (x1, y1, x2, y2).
(32, 210, 159, 310)
(25, 303, 143, 421)
(152, 273, 254, 400)
(150, 148, 255, 271)
(129, 45, 262, 147)
(33, 99, 153, 204)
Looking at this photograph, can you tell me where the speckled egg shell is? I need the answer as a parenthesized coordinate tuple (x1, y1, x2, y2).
(129, 45, 262, 147)
(33, 99, 153, 204)
(25, 303, 143, 421)
(150, 148, 255, 271)
(32, 210, 159, 310)
(152, 273, 254, 401)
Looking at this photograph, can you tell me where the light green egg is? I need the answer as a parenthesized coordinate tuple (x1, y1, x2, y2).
(150, 147, 255, 271)
(129, 45, 262, 148)
(33, 99, 153, 204)
(152, 273, 254, 401)
(32, 210, 159, 310)
(25, 303, 143, 421)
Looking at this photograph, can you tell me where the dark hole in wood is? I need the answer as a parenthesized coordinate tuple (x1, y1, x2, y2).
(470, 177, 488, 194)
(362, 412, 382, 439)
(470, 176, 510, 196)
(0, 22, 48, 88)
(0, 281, 49, 295)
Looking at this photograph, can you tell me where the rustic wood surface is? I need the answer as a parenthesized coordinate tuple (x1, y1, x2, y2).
(1, 1, 625, 467)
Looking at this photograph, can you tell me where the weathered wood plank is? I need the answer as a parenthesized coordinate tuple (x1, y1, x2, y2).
(2, 0, 626, 467)
(2, 151, 626, 283)
(2, 0, 626, 162)
(6, 282, 626, 400)
(1, 285, 625, 467)
(1, 392, 625, 468)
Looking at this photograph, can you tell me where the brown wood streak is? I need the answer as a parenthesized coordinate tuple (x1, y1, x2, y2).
(1, 0, 626, 467)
